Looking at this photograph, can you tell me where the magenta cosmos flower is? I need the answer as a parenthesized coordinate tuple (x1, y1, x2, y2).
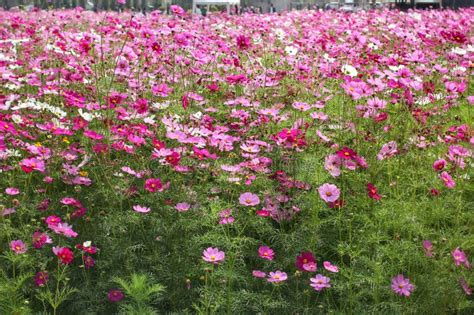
(439, 171, 455, 189)
(391, 274, 414, 297)
(202, 247, 225, 264)
(296, 251, 316, 272)
(239, 192, 260, 206)
(144, 178, 164, 193)
(258, 246, 275, 261)
(318, 183, 340, 203)
(267, 271, 287, 283)
(108, 289, 124, 302)
(310, 274, 331, 291)
(452, 247, 470, 269)
(10, 240, 27, 254)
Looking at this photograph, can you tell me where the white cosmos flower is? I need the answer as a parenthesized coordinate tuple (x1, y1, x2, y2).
(341, 65, 358, 77)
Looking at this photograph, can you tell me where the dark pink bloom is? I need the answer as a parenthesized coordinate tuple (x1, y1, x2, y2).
(452, 247, 470, 269)
(34, 271, 49, 287)
(432, 159, 446, 172)
(144, 178, 163, 193)
(108, 289, 124, 302)
(258, 246, 275, 261)
(367, 183, 381, 201)
(53, 247, 74, 265)
(296, 251, 316, 272)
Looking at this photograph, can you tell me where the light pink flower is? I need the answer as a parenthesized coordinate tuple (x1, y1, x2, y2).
(323, 261, 339, 273)
(5, 187, 20, 195)
(267, 271, 287, 283)
(310, 274, 331, 291)
(133, 205, 151, 213)
(10, 240, 27, 254)
(202, 247, 225, 264)
(318, 183, 340, 203)
(239, 192, 260, 206)
(252, 270, 266, 278)
(175, 203, 191, 212)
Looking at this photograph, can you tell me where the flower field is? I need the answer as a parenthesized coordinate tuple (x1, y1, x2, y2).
(0, 6, 473, 314)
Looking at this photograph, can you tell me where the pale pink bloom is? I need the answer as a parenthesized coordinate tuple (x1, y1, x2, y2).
(318, 183, 340, 203)
(10, 240, 27, 254)
(252, 270, 266, 278)
(239, 192, 260, 206)
(323, 261, 339, 273)
(459, 277, 472, 295)
(5, 187, 20, 195)
(310, 274, 331, 291)
(302, 262, 317, 272)
(175, 203, 191, 212)
(202, 247, 225, 264)
(267, 271, 287, 283)
(133, 205, 151, 213)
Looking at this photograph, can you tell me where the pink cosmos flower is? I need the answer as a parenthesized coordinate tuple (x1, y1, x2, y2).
(32, 231, 52, 249)
(5, 187, 19, 195)
(422, 240, 433, 257)
(296, 251, 316, 272)
(459, 277, 472, 296)
(144, 178, 164, 192)
(10, 240, 27, 254)
(108, 289, 124, 302)
(218, 209, 235, 225)
(367, 183, 381, 201)
(318, 183, 340, 203)
(202, 247, 225, 264)
(391, 274, 414, 297)
(323, 261, 339, 273)
(267, 271, 287, 283)
(175, 203, 191, 212)
(252, 270, 266, 278)
(52, 246, 74, 265)
(19, 157, 45, 173)
(133, 205, 151, 213)
(239, 192, 260, 207)
(439, 171, 455, 189)
(452, 247, 470, 269)
(310, 274, 331, 291)
(34, 271, 49, 287)
(432, 159, 446, 172)
(258, 246, 275, 261)
(302, 262, 317, 272)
